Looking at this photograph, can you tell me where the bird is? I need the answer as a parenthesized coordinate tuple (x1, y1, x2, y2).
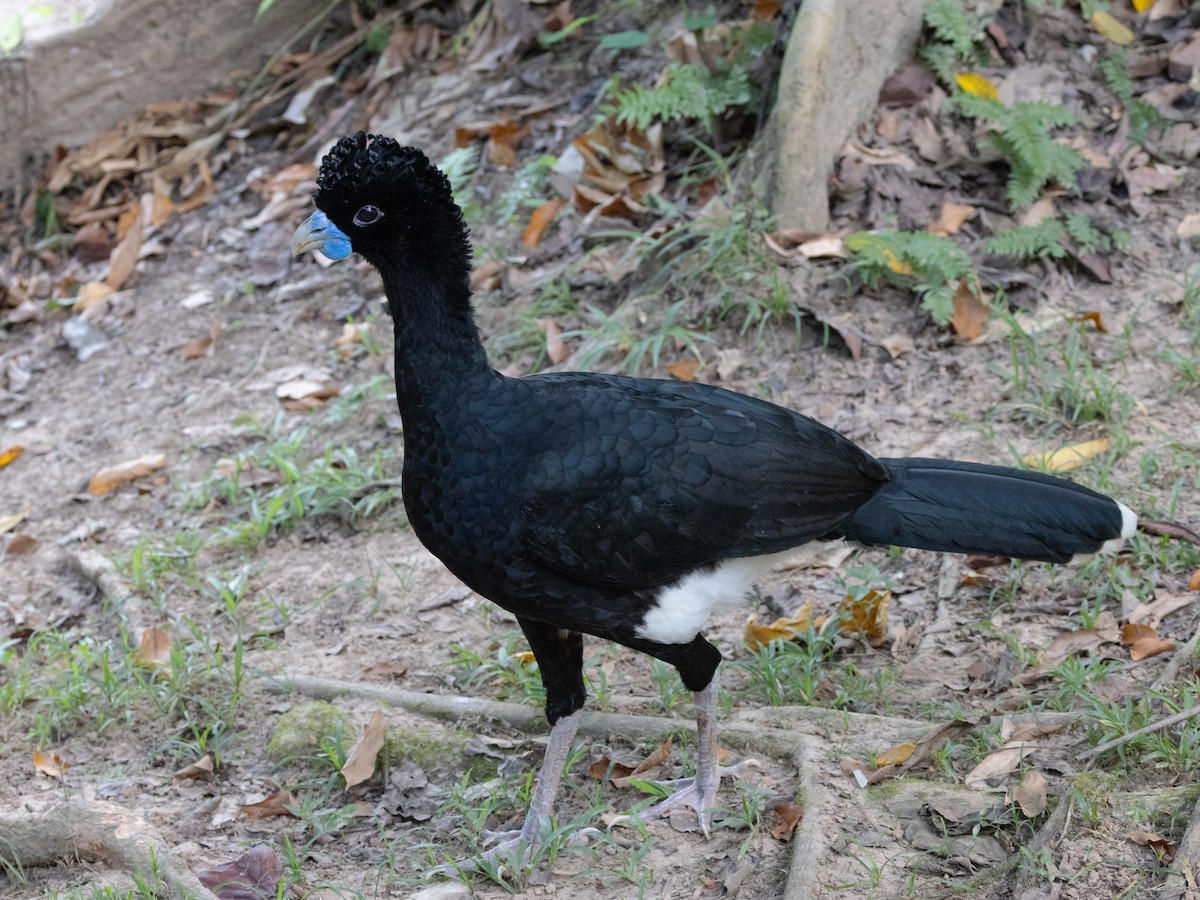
(291, 132, 1137, 866)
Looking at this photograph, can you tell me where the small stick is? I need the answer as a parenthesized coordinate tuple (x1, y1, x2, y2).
(1077, 703, 1200, 762)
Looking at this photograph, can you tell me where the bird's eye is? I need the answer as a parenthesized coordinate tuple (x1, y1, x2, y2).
(353, 204, 384, 227)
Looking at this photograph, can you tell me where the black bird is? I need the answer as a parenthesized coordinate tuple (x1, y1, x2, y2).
(292, 133, 1136, 861)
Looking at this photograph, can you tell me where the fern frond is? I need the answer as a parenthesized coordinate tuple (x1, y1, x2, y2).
(985, 220, 1069, 261)
(924, 0, 983, 58)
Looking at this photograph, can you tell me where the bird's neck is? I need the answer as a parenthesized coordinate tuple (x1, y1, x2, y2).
(378, 261, 495, 421)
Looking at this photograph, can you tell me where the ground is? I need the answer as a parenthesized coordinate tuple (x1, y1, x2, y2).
(2, 1, 1200, 899)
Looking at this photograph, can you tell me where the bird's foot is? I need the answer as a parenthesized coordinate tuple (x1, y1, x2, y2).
(610, 759, 760, 838)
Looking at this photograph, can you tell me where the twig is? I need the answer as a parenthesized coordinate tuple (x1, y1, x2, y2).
(1076, 703, 1200, 762)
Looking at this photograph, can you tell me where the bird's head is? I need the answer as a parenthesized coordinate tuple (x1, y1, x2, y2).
(291, 132, 470, 280)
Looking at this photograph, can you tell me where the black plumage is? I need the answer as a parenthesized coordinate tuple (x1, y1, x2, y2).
(292, 132, 1135, 864)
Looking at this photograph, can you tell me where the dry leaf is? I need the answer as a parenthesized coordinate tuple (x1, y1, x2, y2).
(929, 202, 975, 237)
(1012, 770, 1048, 817)
(334, 322, 368, 360)
(75, 281, 115, 312)
(1188, 570, 1200, 592)
(1122, 621, 1176, 661)
(535, 317, 568, 365)
(876, 742, 915, 767)
(612, 736, 674, 788)
(1073, 310, 1108, 332)
(589, 755, 637, 782)
(966, 745, 1034, 787)
(797, 235, 847, 258)
(512, 651, 537, 666)
(1090, 10, 1135, 43)
(1131, 0, 1152, 11)
(88, 452, 167, 495)
(6, 534, 38, 555)
(769, 801, 804, 841)
(0, 502, 31, 535)
(241, 789, 298, 818)
(182, 320, 222, 360)
(837, 588, 890, 646)
(1139, 519, 1200, 545)
(33, 750, 70, 777)
(0, 446, 24, 468)
(107, 206, 144, 289)
(1128, 829, 1178, 860)
(174, 754, 215, 781)
(664, 359, 699, 382)
(955, 72, 999, 100)
(522, 197, 566, 248)
(1127, 592, 1195, 629)
(133, 628, 172, 668)
(744, 600, 814, 649)
(1022, 439, 1110, 473)
(1177, 213, 1200, 240)
(950, 278, 989, 340)
(341, 710, 387, 788)
(197, 844, 283, 899)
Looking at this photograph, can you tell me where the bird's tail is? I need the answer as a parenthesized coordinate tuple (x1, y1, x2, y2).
(834, 458, 1137, 563)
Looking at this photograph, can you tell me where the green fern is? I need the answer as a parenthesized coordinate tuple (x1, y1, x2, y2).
(954, 95, 1085, 207)
(920, 0, 989, 84)
(845, 230, 975, 325)
(613, 62, 751, 133)
(984, 220, 1069, 261)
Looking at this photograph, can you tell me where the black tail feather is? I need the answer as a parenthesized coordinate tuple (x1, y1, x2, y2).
(834, 458, 1134, 564)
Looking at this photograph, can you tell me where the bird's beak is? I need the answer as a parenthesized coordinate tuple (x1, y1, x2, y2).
(291, 209, 353, 261)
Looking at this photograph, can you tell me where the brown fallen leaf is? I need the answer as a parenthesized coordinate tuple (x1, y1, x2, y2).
(88, 452, 167, 495)
(613, 736, 674, 789)
(770, 801, 804, 841)
(6, 534, 38, 555)
(1121, 622, 1176, 661)
(929, 202, 975, 237)
(107, 204, 144, 289)
(1189, 570, 1200, 592)
(1011, 770, 1048, 817)
(333, 322, 368, 360)
(0, 446, 24, 468)
(589, 755, 637, 782)
(664, 359, 699, 382)
(182, 320, 222, 360)
(744, 600, 814, 649)
(950, 278, 989, 340)
(241, 789, 298, 818)
(1073, 310, 1109, 332)
(133, 628, 172, 668)
(196, 844, 283, 899)
(535, 317, 568, 365)
(174, 754, 215, 781)
(522, 197, 566, 248)
(1128, 829, 1178, 861)
(33, 750, 70, 778)
(75, 281, 115, 312)
(341, 709, 387, 788)
(470, 259, 504, 291)
(837, 588, 890, 646)
(899, 721, 974, 772)
(876, 742, 914, 767)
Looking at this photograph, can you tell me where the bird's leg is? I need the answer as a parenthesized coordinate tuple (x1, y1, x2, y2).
(619, 668, 756, 837)
(431, 708, 586, 876)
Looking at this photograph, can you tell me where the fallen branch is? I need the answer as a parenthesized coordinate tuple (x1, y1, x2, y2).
(0, 799, 210, 897)
(1077, 703, 1200, 762)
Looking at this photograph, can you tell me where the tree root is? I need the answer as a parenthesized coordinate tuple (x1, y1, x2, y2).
(0, 799, 211, 898)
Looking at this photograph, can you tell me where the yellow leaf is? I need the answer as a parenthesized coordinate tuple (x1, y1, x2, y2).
(0, 445, 24, 468)
(876, 743, 914, 766)
(1090, 10, 1134, 44)
(1131, 0, 1152, 10)
(955, 72, 999, 101)
(88, 453, 167, 495)
(1022, 439, 1111, 473)
(744, 600, 814, 649)
(836, 588, 891, 645)
(512, 651, 537, 666)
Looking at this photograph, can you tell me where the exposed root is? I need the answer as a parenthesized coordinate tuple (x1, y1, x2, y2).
(0, 799, 211, 897)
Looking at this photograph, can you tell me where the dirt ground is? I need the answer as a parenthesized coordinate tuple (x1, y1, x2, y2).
(2, 1, 1200, 899)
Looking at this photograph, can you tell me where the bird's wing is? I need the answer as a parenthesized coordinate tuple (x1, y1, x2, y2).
(515, 374, 889, 591)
